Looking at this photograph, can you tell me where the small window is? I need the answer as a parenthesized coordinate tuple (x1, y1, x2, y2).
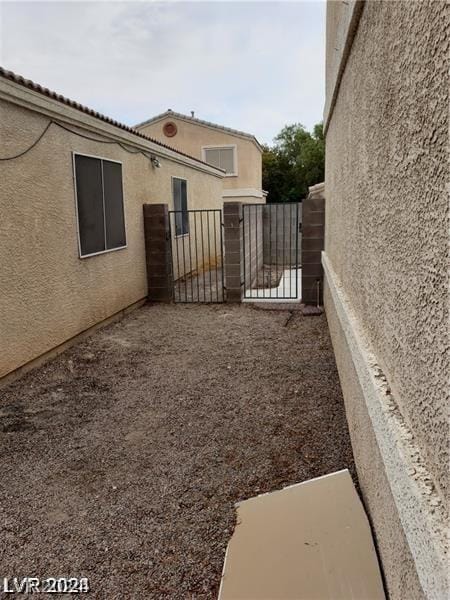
(173, 177, 189, 236)
(203, 146, 237, 175)
(74, 154, 126, 257)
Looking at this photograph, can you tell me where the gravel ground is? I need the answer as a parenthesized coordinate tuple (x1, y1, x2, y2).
(0, 303, 356, 599)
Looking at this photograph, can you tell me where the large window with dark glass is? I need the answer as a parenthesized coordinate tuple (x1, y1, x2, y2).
(172, 177, 189, 236)
(74, 154, 126, 257)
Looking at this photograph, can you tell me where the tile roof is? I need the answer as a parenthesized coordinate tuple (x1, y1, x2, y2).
(0, 66, 223, 171)
(135, 110, 263, 151)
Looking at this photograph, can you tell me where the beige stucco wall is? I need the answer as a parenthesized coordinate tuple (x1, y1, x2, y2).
(324, 0, 448, 597)
(0, 95, 223, 378)
(324, 282, 425, 599)
(324, 0, 363, 130)
(324, 0, 344, 118)
(137, 116, 263, 199)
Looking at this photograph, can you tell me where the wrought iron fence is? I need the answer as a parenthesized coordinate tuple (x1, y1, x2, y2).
(242, 203, 300, 300)
(168, 209, 224, 303)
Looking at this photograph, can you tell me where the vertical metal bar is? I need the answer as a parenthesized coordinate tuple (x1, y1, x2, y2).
(282, 202, 285, 298)
(249, 206, 252, 296)
(219, 209, 225, 302)
(256, 206, 258, 295)
(247, 206, 250, 295)
(262, 206, 265, 298)
(275, 203, 278, 298)
(213, 210, 219, 302)
(269, 204, 272, 298)
(293, 203, 296, 299)
(181, 212, 187, 302)
(261, 206, 264, 299)
(289, 203, 292, 298)
(295, 202, 299, 300)
(188, 212, 194, 302)
(262, 206, 265, 299)
(260, 205, 264, 299)
(207, 210, 212, 302)
(200, 211, 206, 302)
(264, 207, 266, 298)
(194, 212, 200, 302)
(173, 213, 181, 303)
(259, 206, 262, 297)
(255, 204, 259, 294)
(242, 205, 246, 298)
(167, 211, 174, 302)
(292, 203, 295, 298)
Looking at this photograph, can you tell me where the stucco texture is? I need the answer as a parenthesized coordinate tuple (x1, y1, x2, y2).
(0, 99, 223, 378)
(324, 282, 425, 599)
(324, 0, 448, 506)
(138, 116, 263, 193)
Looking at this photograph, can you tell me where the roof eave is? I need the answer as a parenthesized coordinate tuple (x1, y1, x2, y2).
(135, 111, 263, 153)
(0, 67, 225, 175)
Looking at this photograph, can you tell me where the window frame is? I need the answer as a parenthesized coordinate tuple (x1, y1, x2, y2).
(201, 144, 238, 177)
(72, 152, 127, 259)
(171, 176, 189, 238)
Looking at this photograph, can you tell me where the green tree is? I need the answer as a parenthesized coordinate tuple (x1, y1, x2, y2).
(262, 122, 324, 203)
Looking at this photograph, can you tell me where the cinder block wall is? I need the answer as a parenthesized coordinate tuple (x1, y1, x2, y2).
(143, 204, 173, 302)
(301, 184, 325, 305)
(263, 203, 302, 266)
(243, 205, 264, 289)
(223, 202, 244, 302)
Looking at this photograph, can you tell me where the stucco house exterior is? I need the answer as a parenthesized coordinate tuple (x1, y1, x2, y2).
(323, 2, 448, 599)
(0, 68, 224, 381)
(135, 110, 266, 204)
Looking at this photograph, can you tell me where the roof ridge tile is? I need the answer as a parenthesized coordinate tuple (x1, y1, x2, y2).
(0, 66, 223, 171)
(135, 109, 262, 151)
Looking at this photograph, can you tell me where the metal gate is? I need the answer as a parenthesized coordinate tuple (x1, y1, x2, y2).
(242, 202, 301, 301)
(169, 209, 224, 303)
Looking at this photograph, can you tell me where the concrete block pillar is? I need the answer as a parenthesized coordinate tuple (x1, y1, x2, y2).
(223, 201, 244, 302)
(143, 203, 173, 302)
(301, 183, 325, 305)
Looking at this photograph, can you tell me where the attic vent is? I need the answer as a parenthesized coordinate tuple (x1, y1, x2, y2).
(163, 121, 177, 137)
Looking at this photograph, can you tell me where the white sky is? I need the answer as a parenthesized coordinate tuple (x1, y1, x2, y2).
(0, 1, 325, 145)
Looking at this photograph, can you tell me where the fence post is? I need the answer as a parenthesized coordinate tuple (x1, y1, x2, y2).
(301, 183, 325, 305)
(143, 203, 173, 302)
(223, 201, 243, 302)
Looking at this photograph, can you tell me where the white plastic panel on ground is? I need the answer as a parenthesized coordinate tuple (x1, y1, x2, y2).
(219, 469, 385, 600)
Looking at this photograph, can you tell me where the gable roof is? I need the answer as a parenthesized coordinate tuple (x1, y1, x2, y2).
(135, 110, 263, 152)
(0, 67, 224, 173)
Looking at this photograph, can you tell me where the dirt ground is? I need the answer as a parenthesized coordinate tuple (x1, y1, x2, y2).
(0, 303, 356, 599)
(174, 267, 223, 303)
